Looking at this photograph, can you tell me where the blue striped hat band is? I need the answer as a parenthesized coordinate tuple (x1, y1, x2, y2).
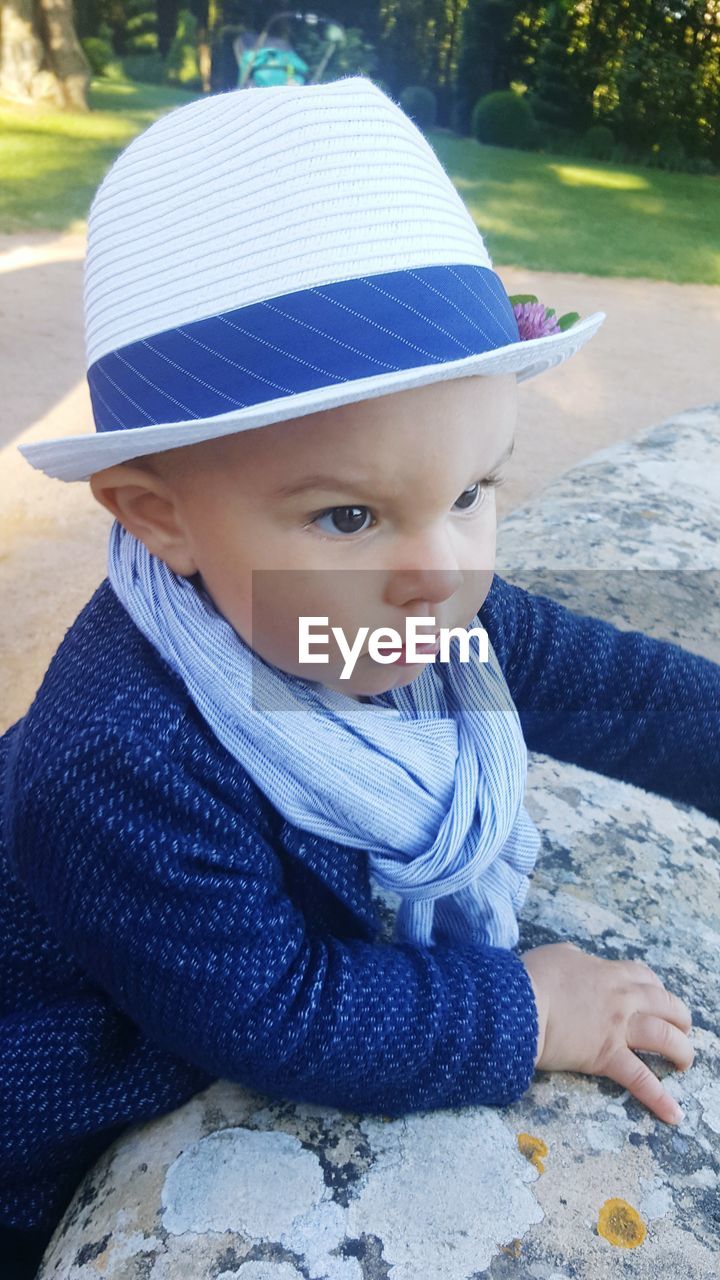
(88, 263, 519, 435)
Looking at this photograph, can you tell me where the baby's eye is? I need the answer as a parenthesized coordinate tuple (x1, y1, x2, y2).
(453, 481, 487, 512)
(309, 478, 504, 536)
(453, 475, 505, 512)
(312, 505, 374, 537)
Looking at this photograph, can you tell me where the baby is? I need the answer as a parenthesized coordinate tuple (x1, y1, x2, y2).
(2, 76, 717, 1275)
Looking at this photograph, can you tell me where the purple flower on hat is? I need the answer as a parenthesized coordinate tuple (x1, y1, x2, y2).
(513, 300, 561, 340)
(508, 294, 581, 341)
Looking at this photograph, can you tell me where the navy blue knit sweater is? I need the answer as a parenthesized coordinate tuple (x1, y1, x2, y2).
(1, 573, 718, 1235)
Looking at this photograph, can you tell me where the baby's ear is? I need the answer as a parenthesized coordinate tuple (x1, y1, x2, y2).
(89, 462, 198, 576)
(88, 460, 160, 522)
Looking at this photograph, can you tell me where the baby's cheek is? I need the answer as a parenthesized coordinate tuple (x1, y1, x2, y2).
(243, 588, 306, 671)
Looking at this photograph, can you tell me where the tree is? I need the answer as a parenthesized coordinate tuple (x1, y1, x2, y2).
(0, 0, 91, 109)
(453, 0, 519, 135)
(378, 0, 468, 125)
(528, 0, 590, 132)
(157, 0, 182, 58)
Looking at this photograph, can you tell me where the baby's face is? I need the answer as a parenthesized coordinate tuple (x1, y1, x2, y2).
(98, 373, 517, 700)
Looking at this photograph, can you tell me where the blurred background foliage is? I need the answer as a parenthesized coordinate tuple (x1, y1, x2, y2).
(58, 0, 720, 175)
(1, 0, 718, 278)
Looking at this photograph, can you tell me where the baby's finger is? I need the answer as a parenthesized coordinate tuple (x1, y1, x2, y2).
(629, 1012, 695, 1071)
(605, 1046, 683, 1126)
(644, 984, 693, 1034)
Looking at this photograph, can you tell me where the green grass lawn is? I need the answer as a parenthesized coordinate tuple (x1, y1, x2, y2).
(1, 79, 718, 283)
(429, 131, 720, 285)
(0, 79, 200, 234)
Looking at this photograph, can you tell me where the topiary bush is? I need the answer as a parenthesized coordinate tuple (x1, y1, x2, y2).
(471, 90, 536, 150)
(120, 52, 167, 84)
(580, 124, 615, 161)
(399, 85, 437, 131)
(81, 36, 114, 77)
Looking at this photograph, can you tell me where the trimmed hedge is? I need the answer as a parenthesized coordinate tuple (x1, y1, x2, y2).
(81, 37, 114, 77)
(471, 90, 536, 150)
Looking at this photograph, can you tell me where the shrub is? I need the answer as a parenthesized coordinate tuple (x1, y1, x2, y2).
(580, 124, 614, 161)
(471, 90, 536, 150)
(166, 9, 202, 90)
(102, 59, 127, 83)
(399, 85, 437, 131)
(81, 36, 114, 77)
(120, 53, 167, 85)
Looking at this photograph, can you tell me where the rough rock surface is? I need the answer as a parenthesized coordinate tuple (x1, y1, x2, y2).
(37, 406, 720, 1279)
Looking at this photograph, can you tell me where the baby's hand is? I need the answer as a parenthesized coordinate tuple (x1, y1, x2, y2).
(520, 942, 694, 1126)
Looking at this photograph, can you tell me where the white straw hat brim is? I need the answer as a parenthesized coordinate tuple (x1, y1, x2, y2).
(19, 310, 605, 482)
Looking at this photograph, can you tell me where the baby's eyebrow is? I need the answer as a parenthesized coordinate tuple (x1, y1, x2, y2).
(272, 473, 374, 500)
(273, 436, 515, 501)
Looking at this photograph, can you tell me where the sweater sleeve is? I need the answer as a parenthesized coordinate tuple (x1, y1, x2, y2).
(479, 574, 720, 822)
(11, 721, 539, 1119)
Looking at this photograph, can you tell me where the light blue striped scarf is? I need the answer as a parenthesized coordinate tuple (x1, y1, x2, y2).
(107, 519, 539, 951)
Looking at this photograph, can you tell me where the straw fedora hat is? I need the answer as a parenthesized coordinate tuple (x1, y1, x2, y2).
(19, 75, 605, 483)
